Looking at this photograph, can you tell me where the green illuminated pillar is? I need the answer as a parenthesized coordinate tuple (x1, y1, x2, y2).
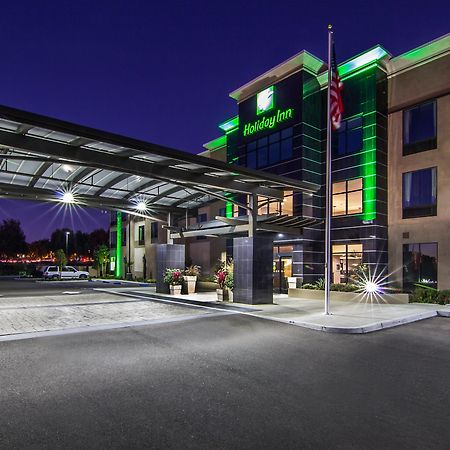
(226, 201, 233, 218)
(115, 211, 123, 278)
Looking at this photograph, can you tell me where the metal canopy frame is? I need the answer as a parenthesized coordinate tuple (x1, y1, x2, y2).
(168, 214, 322, 239)
(0, 104, 320, 221)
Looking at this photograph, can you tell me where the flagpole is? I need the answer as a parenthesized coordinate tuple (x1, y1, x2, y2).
(324, 24, 333, 315)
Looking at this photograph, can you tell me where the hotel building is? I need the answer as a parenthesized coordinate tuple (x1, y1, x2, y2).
(111, 33, 450, 293)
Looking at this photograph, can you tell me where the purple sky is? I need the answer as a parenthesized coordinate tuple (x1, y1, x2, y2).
(0, 0, 448, 241)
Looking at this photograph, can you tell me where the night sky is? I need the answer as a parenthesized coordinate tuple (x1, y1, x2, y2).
(0, 0, 448, 242)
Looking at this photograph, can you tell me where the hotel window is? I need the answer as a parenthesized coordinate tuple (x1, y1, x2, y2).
(246, 127, 293, 169)
(332, 243, 363, 284)
(402, 167, 437, 219)
(257, 191, 293, 216)
(150, 222, 158, 240)
(403, 100, 437, 155)
(138, 225, 145, 246)
(332, 178, 363, 216)
(336, 116, 363, 156)
(403, 243, 437, 290)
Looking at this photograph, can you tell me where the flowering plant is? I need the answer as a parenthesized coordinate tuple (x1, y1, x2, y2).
(215, 268, 227, 289)
(163, 268, 184, 286)
(185, 265, 201, 277)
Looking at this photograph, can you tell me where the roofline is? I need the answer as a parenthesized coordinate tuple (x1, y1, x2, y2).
(229, 50, 325, 103)
(386, 33, 450, 77)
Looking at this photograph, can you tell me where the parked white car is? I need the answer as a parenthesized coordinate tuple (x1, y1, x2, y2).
(43, 266, 90, 280)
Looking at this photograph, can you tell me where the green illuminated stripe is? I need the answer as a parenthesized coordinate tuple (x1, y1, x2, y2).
(226, 201, 233, 218)
(219, 116, 239, 133)
(359, 66, 378, 221)
(115, 211, 123, 278)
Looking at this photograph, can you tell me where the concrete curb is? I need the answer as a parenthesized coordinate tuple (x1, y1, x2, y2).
(96, 289, 445, 334)
(91, 279, 153, 287)
(247, 310, 440, 333)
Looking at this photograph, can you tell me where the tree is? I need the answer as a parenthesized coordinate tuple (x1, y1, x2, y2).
(54, 249, 67, 280)
(89, 229, 109, 251)
(0, 219, 27, 258)
(93, 245, 109, 277)
(50, 228, 74, 254)
(28, 239, 51, 259)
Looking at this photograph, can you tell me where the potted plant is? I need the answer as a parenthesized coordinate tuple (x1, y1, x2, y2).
(215, 268, 227, 301)
(225, 272, 234, 302)
(164, 268, 184, 295)
(287, 277, 298, 289)
(184, 265, 201, 294)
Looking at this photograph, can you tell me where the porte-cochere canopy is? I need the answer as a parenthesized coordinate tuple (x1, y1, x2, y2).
(0, 104, 319, 222)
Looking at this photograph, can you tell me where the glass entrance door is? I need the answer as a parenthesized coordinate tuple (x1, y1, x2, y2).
(273, 256, 292, 293)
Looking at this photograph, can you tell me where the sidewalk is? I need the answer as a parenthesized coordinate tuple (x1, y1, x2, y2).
(108, 287, 450, 334)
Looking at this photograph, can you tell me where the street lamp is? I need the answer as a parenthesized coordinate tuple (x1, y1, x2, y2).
(65, 231, 70, 259)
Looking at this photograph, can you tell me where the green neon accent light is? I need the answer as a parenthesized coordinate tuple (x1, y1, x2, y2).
(339, 46, 388, 78)
(115, 211, 123, 278)
(340, 62, 378, 81)
(357, 66, 378, 222)
(219, 116, 239, 133)
(256, 86, 274, 115)
(204, 135, 227, 151)
(226, 201, 233, 218)
(243, 108, 294, 137)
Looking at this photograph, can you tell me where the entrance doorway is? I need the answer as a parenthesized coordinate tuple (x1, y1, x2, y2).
(273, 256, 292, 293)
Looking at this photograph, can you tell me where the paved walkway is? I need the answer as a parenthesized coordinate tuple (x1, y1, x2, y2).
(0, 292, 215, 341)
(112, 287, 450, 333)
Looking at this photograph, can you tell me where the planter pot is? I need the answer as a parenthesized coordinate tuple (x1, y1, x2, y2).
(287, 277, 298, 289)
(228, 290, 233, 302)
(185, 275, 197, 294)
(170, 285, 182, 296)
(216, 288, 226, 302)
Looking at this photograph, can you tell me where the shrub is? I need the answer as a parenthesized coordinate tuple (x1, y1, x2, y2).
(437, 290, 450, 305)
(330, 283, 359, 292)
(301, 283, 317, 290)
(225, 272, 234, 291)
(409, 287, 439, 304)
(314, 278, 326, 290)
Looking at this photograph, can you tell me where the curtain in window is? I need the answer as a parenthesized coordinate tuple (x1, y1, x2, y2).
(431, 167, 437, 202)
(403, 172, 412, 206)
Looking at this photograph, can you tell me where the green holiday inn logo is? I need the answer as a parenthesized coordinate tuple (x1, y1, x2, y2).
(256, 86, 274, 115)
(243, 108, 294, 137)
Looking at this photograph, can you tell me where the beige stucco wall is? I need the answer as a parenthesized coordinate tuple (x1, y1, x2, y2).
(388, 56, 450, 112)
(388, 91, 450, 289)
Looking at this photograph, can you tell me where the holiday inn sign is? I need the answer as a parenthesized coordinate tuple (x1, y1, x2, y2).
(242, 107, 294, 137)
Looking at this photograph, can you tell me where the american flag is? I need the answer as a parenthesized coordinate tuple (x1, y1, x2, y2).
(330, 41, 343, 130)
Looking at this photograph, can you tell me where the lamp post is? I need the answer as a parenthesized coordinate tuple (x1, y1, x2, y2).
(65, 231, 70, 260)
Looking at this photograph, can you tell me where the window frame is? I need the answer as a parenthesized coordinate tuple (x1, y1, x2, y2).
(403, 242, 438, 290)
(245, 127, 293, 169)
(402, 167, 437, 219)
(332, 178, 363, 217)
(334, 115, 364, 157)
(403, 100, 437, 156)
(138, 225, 145, 246)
